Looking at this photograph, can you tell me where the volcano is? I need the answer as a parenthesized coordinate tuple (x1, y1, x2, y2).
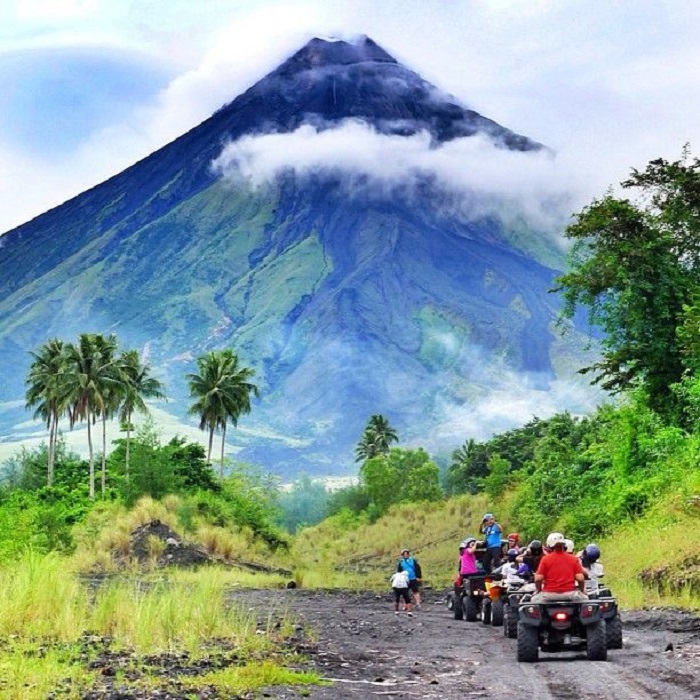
(0, 36, 594, 475)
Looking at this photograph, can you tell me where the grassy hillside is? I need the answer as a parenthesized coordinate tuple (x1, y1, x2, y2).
(291, 486, 700, 609)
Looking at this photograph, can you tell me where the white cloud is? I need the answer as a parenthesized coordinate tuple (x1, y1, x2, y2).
(14, 0, 97, 23)
(428, 372, 599, 448)
(2, 1, 700, 233)
(212, 121, 579, 234)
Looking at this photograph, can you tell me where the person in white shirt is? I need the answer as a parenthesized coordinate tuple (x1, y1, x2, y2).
(390, 569, 413, 615)
(496, 548, 523, 582)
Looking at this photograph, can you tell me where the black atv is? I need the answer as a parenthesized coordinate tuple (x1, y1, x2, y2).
(451, 545, 492, 621)
(588, 584, 623, 649)
(502, 580, 529, 638)
(461, 573, 490, 621)
(516, 598, 608, 662)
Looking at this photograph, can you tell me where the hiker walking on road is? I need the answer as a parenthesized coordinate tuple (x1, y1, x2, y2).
(390, 569, 412, 615)
(397, 548, 423, 609)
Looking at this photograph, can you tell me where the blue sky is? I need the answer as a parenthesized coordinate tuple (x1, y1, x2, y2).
(2, 0, 700, 233)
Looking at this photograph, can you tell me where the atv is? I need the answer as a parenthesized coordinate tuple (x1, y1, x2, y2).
(517, 598, 608, 662)
(481, 574, 508, 627)
(451, 544, 491, 621)
(588, 583, 623, 649)
(502, 580, 529, 638)
(461, 573, 490, 621)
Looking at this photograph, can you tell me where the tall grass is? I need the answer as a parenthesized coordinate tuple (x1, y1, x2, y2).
(600, 490, 700, 609)
(292, 494, 498, 590)
(0, 553, 317, 699)
(0, 551, 88, 640)
(71, 495, 291, 574)
(88, 575, 261, 655)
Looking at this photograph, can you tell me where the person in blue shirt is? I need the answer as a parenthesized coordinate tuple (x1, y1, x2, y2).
(397, 548, 423, 609)
(479, 513, 503, 573)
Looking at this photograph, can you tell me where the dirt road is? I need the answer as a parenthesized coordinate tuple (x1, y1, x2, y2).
(234, 588, 700, 700)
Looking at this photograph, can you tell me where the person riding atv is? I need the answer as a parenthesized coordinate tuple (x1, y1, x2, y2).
(517, 532, 607, 662)
(517, 539, 544, 576)
(580, 543, 605, 592)
(580, 543, 623, 649)
(531, 532, 588, 603)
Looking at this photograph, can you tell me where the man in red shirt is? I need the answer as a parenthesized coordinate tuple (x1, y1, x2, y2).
(532, 532, 588, 602)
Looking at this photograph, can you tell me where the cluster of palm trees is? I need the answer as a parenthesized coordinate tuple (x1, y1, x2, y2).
(25, 334, 259, 497)
(26, 334, 165, 497)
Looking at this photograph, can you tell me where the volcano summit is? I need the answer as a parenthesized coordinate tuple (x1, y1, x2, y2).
(0, 36, 592, 475)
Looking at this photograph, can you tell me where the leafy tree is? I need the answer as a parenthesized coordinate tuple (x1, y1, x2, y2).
(25, 339, 67, 486)
(60, 333, 121, 498)
(117, 349, 166, 484)
(355, 414, 398, 462)
(164, 437, 219, 492)
(482, 453, 512, 500)
(445, 438, 490, 494)
(325, 483, 371, 516)
(360, 454, 403, 513)
(0, 438, 88, 496)
(361, 447, 442, 516)
(187, 350, 259, 476)
(398, 449, 443, 503)
(116, 418, 178, 502)
(555, 151, 700, 416)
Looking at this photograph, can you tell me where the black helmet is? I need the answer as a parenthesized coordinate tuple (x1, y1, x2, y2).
(529, 539, 542, 553)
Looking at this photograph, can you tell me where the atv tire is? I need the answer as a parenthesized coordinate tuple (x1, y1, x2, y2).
(491, 598, 504, 627)
(606, 614, 623, 649)
(504, 606, 518, 638)
(463, 595, 478, 622)
(481, 599, 492, 625)
(516, 622, 539, 662)
(453, 595, 464, 620)
(586, 620, 608, 661)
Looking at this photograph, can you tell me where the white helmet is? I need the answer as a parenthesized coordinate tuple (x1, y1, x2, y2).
(546, 532, 565, 549)
(564, 539, 574, 553)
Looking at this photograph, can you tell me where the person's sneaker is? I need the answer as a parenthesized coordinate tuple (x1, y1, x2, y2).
(407, 611, 413, 617)
(394, 611, 399, 615)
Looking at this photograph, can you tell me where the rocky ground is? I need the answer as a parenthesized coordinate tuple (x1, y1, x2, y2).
(63, 586, 700, 699)
(234, 588, 700, 700)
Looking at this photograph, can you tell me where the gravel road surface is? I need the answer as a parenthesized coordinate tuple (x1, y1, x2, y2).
(233, 588, 700, 700)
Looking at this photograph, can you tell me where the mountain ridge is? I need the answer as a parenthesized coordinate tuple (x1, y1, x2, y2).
(0, 37, 592, 475)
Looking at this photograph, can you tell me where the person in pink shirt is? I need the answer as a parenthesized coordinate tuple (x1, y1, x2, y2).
(460, 537, 479, 576)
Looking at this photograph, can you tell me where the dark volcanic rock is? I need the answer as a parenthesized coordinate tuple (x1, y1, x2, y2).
(126, 520, 211, 568)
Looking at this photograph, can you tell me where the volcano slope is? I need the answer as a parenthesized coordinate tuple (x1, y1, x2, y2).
(230, 588, 699, 700)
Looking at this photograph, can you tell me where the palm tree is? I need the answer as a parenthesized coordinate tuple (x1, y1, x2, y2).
(25, 338, 66, 486)
(355, 414, 399, 462)
(60, 333, 120, 498)
(187, 349, 259, 477)
(118, 349, 166, 484)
